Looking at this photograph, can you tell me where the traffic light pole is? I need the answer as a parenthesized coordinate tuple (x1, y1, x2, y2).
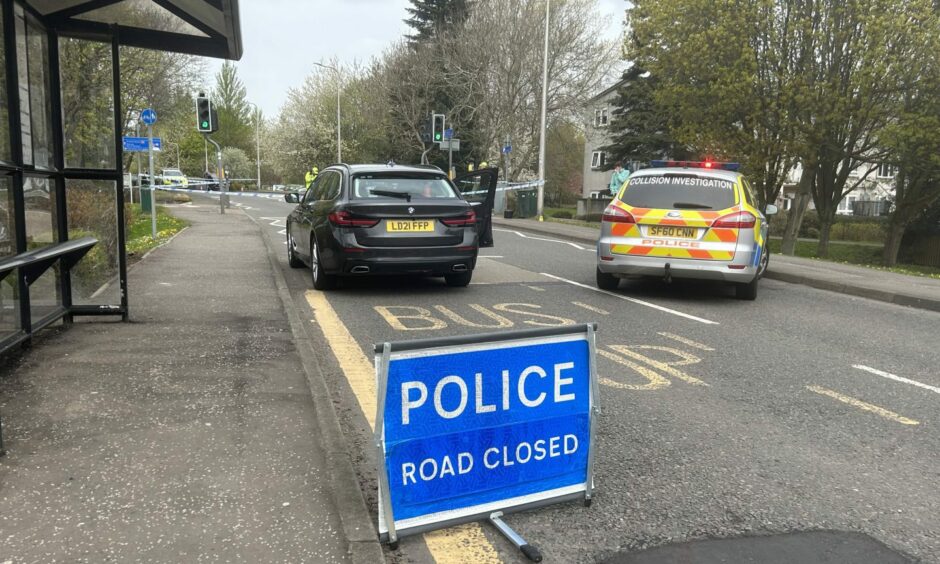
(205, 135, 225, 215)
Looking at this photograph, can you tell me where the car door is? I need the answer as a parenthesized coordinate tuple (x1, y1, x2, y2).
(294, 176, 324, 259)
(452, 168, 498, 247)
(311, 171, 342, 255)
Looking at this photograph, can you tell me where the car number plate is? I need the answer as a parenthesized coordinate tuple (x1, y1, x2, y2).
(648, 226, 696, 238)
(386, 220, 434, 232)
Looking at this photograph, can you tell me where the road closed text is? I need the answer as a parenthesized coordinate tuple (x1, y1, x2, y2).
(400, 434, 579, 485)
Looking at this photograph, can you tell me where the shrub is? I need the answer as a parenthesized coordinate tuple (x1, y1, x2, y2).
(552, 210, 573, 219)
(577, 213, 603, 223)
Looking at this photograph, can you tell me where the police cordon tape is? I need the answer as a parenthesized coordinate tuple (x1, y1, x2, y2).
(146, 184, 288, 200)
(460, 179, 545, 196)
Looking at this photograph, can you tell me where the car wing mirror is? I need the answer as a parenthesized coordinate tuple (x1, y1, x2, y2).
(765, 204, 779, 216)
(284, 192, 300, 204)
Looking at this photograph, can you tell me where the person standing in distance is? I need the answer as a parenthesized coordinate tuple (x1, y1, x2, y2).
(609, 161, 630, 197)
(305, 166, 319, 189)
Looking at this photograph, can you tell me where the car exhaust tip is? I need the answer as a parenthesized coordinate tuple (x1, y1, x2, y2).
(350, 266, 370, 274)
(452, 264, 468, 272)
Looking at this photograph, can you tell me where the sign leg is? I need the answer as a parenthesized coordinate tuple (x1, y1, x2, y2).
(489, 512, 542, 562)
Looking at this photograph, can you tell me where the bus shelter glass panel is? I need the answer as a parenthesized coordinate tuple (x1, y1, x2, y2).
(24, 176, 60, 323)
(0, 176, 19, 339)
(66, 180, 120, 305)
(60, 38, 115, 170)
(15, 6, 55, 169)
(0, 6, 9, 163)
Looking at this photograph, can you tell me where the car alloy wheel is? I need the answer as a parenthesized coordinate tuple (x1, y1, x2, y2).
(757, 244, 770, 278)
(287, 228, 303, 268)
(310, 239, 336, 290)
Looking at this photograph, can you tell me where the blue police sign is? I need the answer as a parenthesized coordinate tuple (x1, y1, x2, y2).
(374, 325, 598, 542)
(140, 108, 157, 125)
(502, 144, 512, 154)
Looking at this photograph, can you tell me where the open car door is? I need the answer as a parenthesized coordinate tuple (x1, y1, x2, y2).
(452, 167, 498, 247)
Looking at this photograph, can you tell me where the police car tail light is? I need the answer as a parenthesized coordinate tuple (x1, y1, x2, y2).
(329, 210, 380, 228)
(713, 211, 756, 229)
(602, 205, 635, 224)
(441, 209, 477, 226)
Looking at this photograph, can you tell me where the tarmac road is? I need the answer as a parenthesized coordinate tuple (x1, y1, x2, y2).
(216, 193, 939, 564)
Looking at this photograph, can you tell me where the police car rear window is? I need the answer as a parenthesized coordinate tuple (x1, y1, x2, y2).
(622, 175, 735, 210)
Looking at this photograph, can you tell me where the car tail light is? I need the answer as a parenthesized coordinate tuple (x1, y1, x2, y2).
(602, 205, 635, 224)
(328, 210, 379, 228)
(441, 209, 477, 227)
(713, 211, 756, 229)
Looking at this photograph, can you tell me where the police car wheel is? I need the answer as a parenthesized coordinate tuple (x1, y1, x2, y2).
(596, 267, 619, 291)
(735, 276, 758, 300)
(287, 228, 303, 268)
(757, 245, 770, 279)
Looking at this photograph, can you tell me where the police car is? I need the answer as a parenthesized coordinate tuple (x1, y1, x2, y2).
(596, 161, 777, 300)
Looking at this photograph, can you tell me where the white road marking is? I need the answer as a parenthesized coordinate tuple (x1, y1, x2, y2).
(277, 229, 286, 235)
(658, 332, 715, 351)
(540, 273, 719, 325)
(260, 216, 286, 227)
(494, 228, 588, 250)
(853, 365, 940, 396)
(572, 301, 609, 315)
(525, 285, 545, 292)
(478, 255, 504, 259)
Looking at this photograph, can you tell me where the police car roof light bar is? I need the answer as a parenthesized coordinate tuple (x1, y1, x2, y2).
(650, 160, 740, 172)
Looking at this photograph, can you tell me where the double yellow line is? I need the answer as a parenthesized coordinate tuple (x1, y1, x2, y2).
(305, 291, 501, 563)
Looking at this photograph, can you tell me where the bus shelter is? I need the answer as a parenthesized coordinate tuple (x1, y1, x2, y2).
(0, 0, 241, 355)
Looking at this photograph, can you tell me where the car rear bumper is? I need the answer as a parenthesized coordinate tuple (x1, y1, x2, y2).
(597, 243, 760, 283)
(323, 245, 478, 276)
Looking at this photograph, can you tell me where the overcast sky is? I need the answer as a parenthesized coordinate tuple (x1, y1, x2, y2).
(207, 0, 627, 117)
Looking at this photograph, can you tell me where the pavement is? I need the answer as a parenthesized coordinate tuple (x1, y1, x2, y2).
(0, 205, 383, 563)
(492, 216, 940, 312)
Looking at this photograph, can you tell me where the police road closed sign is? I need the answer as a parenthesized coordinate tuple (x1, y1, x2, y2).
(374, 325, 598, 542)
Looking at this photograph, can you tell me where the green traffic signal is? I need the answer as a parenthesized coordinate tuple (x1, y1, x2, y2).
(435, 133, 442, 141)
(201, 120, 209, 128)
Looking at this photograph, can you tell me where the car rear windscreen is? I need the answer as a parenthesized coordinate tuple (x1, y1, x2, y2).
(623, 175, 735, 210)
(352, 174, 458, 200)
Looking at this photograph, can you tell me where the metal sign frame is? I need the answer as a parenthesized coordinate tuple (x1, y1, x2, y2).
(373, 324, 599, 544)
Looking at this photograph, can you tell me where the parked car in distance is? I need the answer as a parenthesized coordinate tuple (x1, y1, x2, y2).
(160, 168, 188, 187)
(284, 163, 497, 290)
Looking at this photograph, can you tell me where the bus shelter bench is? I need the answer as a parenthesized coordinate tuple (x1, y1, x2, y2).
(0, 236, 98, 456)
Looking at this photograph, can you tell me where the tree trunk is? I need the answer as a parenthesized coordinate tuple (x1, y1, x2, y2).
(882, 220, 906, 267)
(781, 166, 814, 256)
(817, 218, 833, 258)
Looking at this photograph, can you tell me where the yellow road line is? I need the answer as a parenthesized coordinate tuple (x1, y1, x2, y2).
(572, 301, 609, 315)
(304, 290, 502, 563)
(806, 385, 920, 426)
(657, 332, 714, 351)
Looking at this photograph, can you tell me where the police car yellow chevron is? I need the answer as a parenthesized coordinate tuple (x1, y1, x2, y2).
(596, 161, 778, 300)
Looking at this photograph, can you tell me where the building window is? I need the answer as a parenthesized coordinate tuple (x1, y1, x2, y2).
(877, 163, 896, 178)
(594, 107, 608, 128)
(591, 151, 607, 169)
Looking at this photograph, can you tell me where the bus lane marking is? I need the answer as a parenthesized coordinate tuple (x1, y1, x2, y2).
(572, 302, 609, 315)
(608, 345, 707, 386)
(374, 303, 576, 331)
(657, 332, 714, 351)
(853, 365, 940, 396)
(539, 273, 719, 325)
(806, 385, 920, 426)
(305, 291, 501, 563)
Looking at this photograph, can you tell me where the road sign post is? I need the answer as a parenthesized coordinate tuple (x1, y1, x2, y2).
(374, 324, 598, 558)
(141, 108, 158, 239)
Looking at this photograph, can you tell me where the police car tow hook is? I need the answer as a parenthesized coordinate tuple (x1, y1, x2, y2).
(664, 263, 673, 284)
(489, 511, 542, 562)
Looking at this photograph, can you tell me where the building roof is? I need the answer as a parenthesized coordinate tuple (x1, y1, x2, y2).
(589, 78, 627, 103)
(25, 0, 242, 60)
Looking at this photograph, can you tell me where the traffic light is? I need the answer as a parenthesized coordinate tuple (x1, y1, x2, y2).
(432, 113, 445, 143)
(196, 94, 214, 133)
(420, 116, 432, 143)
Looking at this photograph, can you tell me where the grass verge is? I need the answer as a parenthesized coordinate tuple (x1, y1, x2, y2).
(126, 204, 189, 259)
(768, 239, 940, 279)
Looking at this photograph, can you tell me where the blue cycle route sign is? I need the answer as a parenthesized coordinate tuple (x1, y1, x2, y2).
(140, 108, 157, 125)
(374, 324, 598, 543)
(122, 136, 161, 152)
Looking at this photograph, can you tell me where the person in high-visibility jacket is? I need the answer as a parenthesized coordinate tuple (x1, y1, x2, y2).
(305, 166, 319, 189)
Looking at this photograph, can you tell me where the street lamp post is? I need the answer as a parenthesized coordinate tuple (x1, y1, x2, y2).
(314, 62, 341, 163)
(536, 0, 550, 222)
(247, 101, 262, 191)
